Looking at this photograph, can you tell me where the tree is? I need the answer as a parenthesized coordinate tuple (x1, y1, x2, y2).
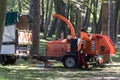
(83, 0, 92, 30)
(92, 0, 99, 33)
(48, 0, 67, 39)
(0, 0, 7, 51)
(117, 11, 120, 42)
(101, 0, 115, 63)
(29, 0, 40, 56)
(101, 1, 109, 35)
(54, 0, 67, 39)
(18, 0, 22, 13)
(43, 0, 54, 39)
(75, 0, 82, 37)
(7, 0, 18, 11)
(108, 0, 114, 43)
(7, 0, 30, 13)
(114, 0, 120, 44)
(40, 0, 45, 32)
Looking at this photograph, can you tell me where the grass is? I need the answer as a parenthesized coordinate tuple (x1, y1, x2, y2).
(112, 46, 120, 62)
(39, 39, 47, 56)
(0, 62, 120, 80)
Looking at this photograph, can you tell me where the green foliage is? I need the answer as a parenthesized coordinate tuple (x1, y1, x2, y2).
(63, 0, 76, 4)
(7, 0, 30, 13)
(7, 0, 18, 11)
(39, 39, 47, 56)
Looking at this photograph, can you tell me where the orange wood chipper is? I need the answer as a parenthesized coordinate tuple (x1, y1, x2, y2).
(45, 14, 116, 68)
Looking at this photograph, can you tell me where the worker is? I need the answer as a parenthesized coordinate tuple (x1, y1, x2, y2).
(78, 28, 91, 69)
(80, 28, 91, 42)
(78, 28, 91, 51)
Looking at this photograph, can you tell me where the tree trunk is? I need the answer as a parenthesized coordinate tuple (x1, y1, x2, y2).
(81, 0, 85, 28)
(101, 2, 109, 35)
(108, 0, 115, 43)
(101, 1, 112, 63)
(97, 4, 102, 34)
(92, 0, 98, 33)
(18, 0, 22, 13)
(40, 0, 44, 32)
(65, 0, 70, 18)
(48, 18, 58, 37)
(43, 0, 49, 38)
(83, 0, 92, 30)
(114, 0, 120, 44)
(117, 11, 120, 43)
(75, 10, 81, 37)
(43, 0, 53, 39)
(55, 0, 67, 39)
(48, 0, 66, 39)
(0, 0, 7, 51)
(29, 0, 40, 56)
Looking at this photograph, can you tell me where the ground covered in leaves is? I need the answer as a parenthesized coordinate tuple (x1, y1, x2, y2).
(0, 59, 120, 80)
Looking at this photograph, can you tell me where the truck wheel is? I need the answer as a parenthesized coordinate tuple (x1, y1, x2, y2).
(6, 56, 16, 65)
(8, 59, 16, 64)
(63, 56, 77, 68)
(0, 55, 16, 65)
(0, 55, 8, 65)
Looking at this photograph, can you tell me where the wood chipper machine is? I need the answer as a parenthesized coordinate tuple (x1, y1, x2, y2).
(45, 14, 116, 68)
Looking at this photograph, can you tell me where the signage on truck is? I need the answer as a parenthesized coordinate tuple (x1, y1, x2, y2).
(18, 30, 32, 45)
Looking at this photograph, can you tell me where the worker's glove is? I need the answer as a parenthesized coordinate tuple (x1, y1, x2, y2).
(82, 40, 87, 45)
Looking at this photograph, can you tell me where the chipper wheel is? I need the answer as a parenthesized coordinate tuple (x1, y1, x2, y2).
(63, 56, 77, 68)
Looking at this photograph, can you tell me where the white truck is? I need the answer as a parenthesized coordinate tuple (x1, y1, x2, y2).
(0, 13, 32, 65)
